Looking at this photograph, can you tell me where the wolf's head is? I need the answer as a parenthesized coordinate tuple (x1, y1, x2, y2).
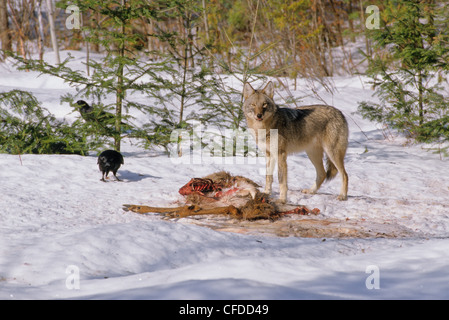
(242, 82, 278, 123)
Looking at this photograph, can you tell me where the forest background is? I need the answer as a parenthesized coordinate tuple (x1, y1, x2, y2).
(0, 0, 448, 156)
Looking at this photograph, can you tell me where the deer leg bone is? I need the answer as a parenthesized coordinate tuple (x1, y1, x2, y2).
(122, 204, 184, 214)
(123, 204, 240, 219)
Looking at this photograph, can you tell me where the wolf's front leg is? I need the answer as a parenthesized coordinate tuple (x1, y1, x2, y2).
(278, 151, 288, 203)
(264, 150, 274, 195)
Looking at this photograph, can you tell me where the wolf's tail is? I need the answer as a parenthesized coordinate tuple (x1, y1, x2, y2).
(325, 157, 339, 181)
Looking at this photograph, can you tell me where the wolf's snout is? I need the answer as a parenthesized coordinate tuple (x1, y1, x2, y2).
(256, 113, 263, 120)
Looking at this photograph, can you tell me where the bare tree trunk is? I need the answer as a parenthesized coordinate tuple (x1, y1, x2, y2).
(360, 0, 371, 56)
(46, 0, 60, 64)
(144, 18, 155, 59)
(0, 0, 11, 58)
(90, 10, 100, 53)
(317, 0, 333, 76)
(82, 10, 90, 76)
(312, 0, 328, 77)
(179, 29, 188, 125)
(347, 0, 356, 43)
(418, 69, 424, 127)
(329, 0, 343, 46)
(7, 0, 26, 58)
(115, 0, 126, 152)
(291, 30, 297, 90)
(201, 0, 209, 42)
(36, 0, 45, 61)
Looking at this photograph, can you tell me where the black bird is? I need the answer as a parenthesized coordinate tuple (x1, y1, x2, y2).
(76, 100, 131, 131)
(76, 100, 114, 123)
(97, 150, 124, 182)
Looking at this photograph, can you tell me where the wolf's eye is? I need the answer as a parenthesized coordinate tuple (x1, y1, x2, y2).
(262, 103, 267, 109)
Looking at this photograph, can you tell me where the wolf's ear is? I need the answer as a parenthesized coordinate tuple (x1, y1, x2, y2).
(261, 81, 274, 99)
(243, 83, 255, 100)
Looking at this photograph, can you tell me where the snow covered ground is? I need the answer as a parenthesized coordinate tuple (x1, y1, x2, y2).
(1, 51, 449, 300)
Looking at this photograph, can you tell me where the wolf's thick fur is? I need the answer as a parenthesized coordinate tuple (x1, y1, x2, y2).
(243, 81, 349, 202)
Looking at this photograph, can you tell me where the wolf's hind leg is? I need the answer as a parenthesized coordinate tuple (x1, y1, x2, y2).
(331, 157, 348, 201)
(325, 147, 348, 201)
(302, 148, 326, 195)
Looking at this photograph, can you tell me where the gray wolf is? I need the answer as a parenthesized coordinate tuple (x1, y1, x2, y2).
(242, 81, 349, 202)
